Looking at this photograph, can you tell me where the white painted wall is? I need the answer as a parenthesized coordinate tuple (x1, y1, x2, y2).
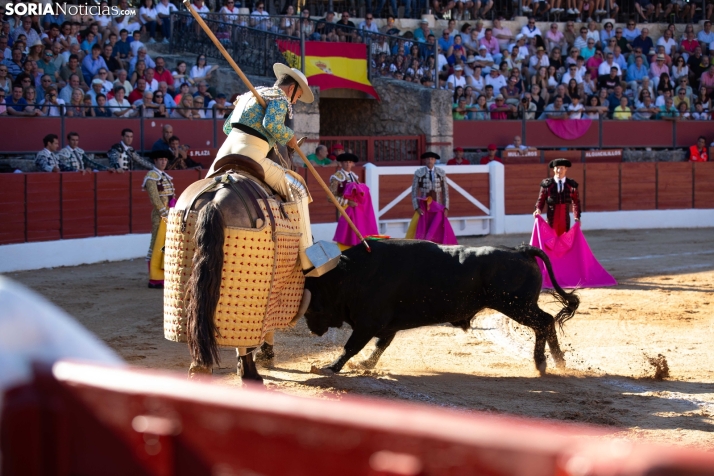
(0, 234, 150, 273)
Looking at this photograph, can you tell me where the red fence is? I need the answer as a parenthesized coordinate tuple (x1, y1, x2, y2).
(504, 162, 714, 215)
(0, 170, 206, 246)
(0, 116, 221, 154)
(454, 120, 714, 150)
(2, 162, 712, 246)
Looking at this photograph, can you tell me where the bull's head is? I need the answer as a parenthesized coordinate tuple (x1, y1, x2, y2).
(303, 281, 344, 336)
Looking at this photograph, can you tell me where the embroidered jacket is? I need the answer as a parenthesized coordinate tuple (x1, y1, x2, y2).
(329, 169, 360, 207)
(57, 145, 109, 171)
(107, 142, 153, 171)
(222, 87, 294, 149)
(535, 177, 581, 231)
(412, 166, 449, 210)
(142, 168, 175, 217)
(35, 149, 68, 172)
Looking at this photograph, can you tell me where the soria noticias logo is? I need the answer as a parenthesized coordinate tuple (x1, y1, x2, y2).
(5, 2, 136, 16)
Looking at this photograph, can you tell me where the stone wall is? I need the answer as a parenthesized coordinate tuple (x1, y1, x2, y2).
(319, 77, 453, 160)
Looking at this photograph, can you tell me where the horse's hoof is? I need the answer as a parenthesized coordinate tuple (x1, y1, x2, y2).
(188, 363, 212, 381)
(536, 361, 547, 377)
(310, 364, 336, 376)
(256, 343, 275, 361)
(555, 359, 566, 370)
(357, 360, 376, 370)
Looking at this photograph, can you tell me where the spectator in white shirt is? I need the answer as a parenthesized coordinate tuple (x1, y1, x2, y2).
(139, 0, 160, 44)
(107, 85, 136, 117)
(598, 52, 621, 77)
(505, 135, 537, 153)
(447, 65, 467, 90)
(561, 64, 583, 84)
(250, 2, 271, 31)
(485, 68, 507, 92)
(567, 95, 584, 118)
(190, 54, 219, 82)
(529, 46, 550, 76)
(156, 0, 178, 43)
(40, 86, 65, 116)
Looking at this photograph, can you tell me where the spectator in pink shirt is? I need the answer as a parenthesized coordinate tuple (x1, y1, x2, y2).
(650, 54, 670, 88)
(489, 94, 515, 119)
(700, 64, 714, 96)
(479, 29, 502, 65)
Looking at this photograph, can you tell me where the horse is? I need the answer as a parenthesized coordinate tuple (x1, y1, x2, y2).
(164, 146, 308, 383)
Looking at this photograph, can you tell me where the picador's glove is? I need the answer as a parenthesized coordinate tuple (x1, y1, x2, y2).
(286, 136, 307, 160)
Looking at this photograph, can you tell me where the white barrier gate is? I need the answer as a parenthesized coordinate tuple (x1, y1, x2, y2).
(363, 162, 505, 238)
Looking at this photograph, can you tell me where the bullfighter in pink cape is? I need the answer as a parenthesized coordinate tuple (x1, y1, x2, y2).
(330, 153, 379, 249)
(405, 152, 458, 245)
(531, 158, 616, 288)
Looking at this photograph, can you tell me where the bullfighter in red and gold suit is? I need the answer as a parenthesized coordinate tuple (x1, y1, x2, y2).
(534, 158, 581, 236)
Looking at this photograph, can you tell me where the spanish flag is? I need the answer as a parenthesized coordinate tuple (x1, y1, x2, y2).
(277, 40, 379, 100)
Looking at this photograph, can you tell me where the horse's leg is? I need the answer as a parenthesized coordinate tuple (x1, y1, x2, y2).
(188, 361, 212, 380)
(237, 348, 264, 383)
(357, 331, 397, 370)
(256, 331, 275, 361)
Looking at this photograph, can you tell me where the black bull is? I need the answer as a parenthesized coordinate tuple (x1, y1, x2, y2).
(304, 240, 579, 376)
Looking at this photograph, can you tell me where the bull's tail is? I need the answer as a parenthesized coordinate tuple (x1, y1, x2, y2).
(519, 245, 580, 330)
(186, 203, 224, 368)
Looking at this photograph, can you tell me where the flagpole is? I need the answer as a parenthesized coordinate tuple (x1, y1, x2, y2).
(182, 0, 371, 252)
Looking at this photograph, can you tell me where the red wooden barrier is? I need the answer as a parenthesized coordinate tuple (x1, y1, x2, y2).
(658, 162, 693, 209)
(4, 361, 714, 476)
(0, 117, 60, 153)
(61, 173, 96, 239)
(130, 173, 153, 234)
(96, 173, 131, 236)
(602, 120, 673, 148)
(379, 175, 415, 220)
(583, 163, 620, 212)
(504, 164, 548, 215)
(26, 173, 61, 242)
(621, 163, 656, 210)
(453, 120, 521, 149)
(526, 121, 599, 148)
(0, 174, 25, 245)
(675, 121, 713, 148)
(64, 117, 141, 154)
(694, 162, 714, 209)
(141, 118, 217, 151)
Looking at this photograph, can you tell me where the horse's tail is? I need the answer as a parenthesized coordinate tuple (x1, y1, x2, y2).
(186, 203, 224, 368)
(519, 244, 580, 330)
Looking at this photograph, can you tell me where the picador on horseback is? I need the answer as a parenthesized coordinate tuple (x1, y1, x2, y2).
(163, 64, 341, 382)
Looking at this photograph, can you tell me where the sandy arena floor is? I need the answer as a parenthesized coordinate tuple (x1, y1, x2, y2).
(7, 228, 714, 449)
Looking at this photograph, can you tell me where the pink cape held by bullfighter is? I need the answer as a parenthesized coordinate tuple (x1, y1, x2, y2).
(529, 215, 616, 289)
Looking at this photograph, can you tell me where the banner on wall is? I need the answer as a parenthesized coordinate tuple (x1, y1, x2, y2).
(276, 40, 380, 100)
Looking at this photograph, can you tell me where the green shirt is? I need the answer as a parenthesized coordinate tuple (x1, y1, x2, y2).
(307, 153, 332, 166)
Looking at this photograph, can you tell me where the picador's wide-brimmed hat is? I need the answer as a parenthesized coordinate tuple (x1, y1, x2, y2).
(273, 63, 314, 104)
(549, 158, 572, 168)
(337, 152, 359, 162)
(150, 150, 173, 162)
(421, 151, 440, 160)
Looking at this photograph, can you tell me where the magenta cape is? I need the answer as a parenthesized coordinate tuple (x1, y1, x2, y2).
(333, 183, 379, 246)
(529, 216, 616, 289)
(414, 198, 458, 245)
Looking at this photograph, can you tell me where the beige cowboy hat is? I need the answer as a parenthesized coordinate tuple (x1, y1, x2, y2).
(273, 63, 314, 104)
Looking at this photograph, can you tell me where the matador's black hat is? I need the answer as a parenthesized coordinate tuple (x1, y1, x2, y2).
(549, 158, 572, 168)
(150, 150, 173, 162)
(421, 151, 440, 161)
(337, 152, 359, 162)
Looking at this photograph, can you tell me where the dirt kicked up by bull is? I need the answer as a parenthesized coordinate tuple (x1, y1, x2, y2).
(303, 239, 580, 377)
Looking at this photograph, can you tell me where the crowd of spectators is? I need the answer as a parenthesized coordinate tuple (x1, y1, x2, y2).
(0, 3, 233, 119)
(435, 18, 714, 120)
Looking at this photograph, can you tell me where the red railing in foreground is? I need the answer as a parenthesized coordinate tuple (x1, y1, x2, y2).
(3, 360, 713, 476)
